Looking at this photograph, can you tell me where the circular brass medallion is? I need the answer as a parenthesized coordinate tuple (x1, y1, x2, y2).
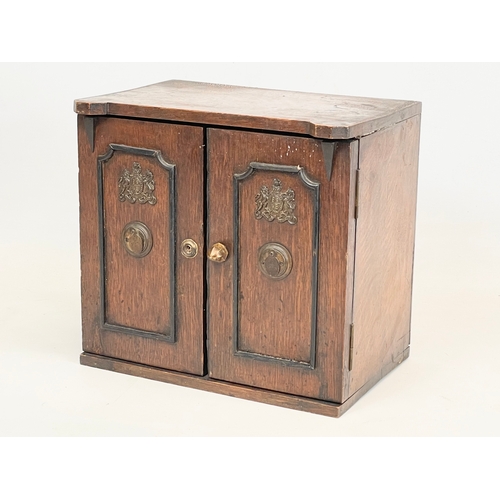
(121, 221, 153, 258)
(258, 243, 292, 280)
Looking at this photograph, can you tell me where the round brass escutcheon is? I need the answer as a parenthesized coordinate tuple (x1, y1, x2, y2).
(121, 221, 153, 258)
(208, 242, 228, 263)
(258, 243, 292, 280)
(181, 238, 199, 259)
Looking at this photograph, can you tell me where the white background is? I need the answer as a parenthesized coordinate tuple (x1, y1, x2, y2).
(1, 60, 498, 494)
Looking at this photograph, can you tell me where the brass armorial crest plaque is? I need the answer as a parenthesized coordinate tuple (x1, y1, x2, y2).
(118, 162, 157, 205)
(255, 178, 297, 225)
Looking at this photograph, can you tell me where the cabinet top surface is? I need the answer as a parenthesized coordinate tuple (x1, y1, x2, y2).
(74, 80, 421, 140)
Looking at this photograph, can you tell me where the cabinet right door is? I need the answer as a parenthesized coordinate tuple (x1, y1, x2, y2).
(207, 129, 358, 402)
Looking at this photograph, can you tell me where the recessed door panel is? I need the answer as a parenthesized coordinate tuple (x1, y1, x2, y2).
(235, 164, 319, 365)
(207, 129, 357, 402)
(79, 117, 205, 375)
(100, 144, 175, 337)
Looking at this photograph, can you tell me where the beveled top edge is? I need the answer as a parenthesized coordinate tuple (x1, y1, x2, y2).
(74, 80, 421, 140)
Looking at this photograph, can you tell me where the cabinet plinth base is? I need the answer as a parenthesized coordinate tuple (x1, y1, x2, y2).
(80, 348, 410, 418)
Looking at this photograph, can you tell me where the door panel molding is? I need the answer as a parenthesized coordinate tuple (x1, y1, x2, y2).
(233, 162, 320, 367)
(97, 143, 177, 341)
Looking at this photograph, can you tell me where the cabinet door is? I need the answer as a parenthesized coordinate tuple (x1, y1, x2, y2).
(78, 117, 205, 375)
(207, 129, 358, 402)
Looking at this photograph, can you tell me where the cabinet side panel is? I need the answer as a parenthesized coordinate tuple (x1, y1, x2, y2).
(348, 115, 421, 397)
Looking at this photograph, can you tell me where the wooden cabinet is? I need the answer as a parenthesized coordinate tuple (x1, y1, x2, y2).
(76, 80, 421, 417)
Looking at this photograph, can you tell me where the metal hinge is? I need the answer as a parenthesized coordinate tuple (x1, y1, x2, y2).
(348, 323, 354, 371)
(354, 169, 360, 219)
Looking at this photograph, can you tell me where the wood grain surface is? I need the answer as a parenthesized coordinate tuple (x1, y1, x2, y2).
(237, 169, 317, 364)
(76, 86, 422, 413)
(347, 115, 421, 397)
(102, 148, 174, 335)
(74, 80, 421, 140)
(78, 116, 205, 375)
(207, 128, 357, 402)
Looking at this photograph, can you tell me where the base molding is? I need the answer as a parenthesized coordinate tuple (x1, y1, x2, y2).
(80, 348, 409, 418)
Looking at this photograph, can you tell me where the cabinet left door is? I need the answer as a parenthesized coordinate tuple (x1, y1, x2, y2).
(78, 116, 205, 375)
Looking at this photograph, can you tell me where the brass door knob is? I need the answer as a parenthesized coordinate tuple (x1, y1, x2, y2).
(208, 242, 228, 262)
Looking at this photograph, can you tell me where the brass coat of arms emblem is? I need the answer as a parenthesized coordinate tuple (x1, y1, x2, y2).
(118, 162, 157, 205)
(255, 178, 297, 225)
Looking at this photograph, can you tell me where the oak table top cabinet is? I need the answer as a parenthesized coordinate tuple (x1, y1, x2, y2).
(75, 80, 421, 417)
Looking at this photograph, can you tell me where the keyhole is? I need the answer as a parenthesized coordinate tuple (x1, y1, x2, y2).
(181, 239, 198, 258)
(121, 222, 153, 258)
(257, 243, 292, 280)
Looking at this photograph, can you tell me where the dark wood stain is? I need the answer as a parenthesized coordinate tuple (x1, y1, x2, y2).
(100, 145, 175, 337)
(207, 129, 356, 402)
(79, 116, 205, 375)
(347, 115, 421, 397)
(75, 80, 421, 140)
(234, 164, 319, 365)
(77, 81, 421, 416)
